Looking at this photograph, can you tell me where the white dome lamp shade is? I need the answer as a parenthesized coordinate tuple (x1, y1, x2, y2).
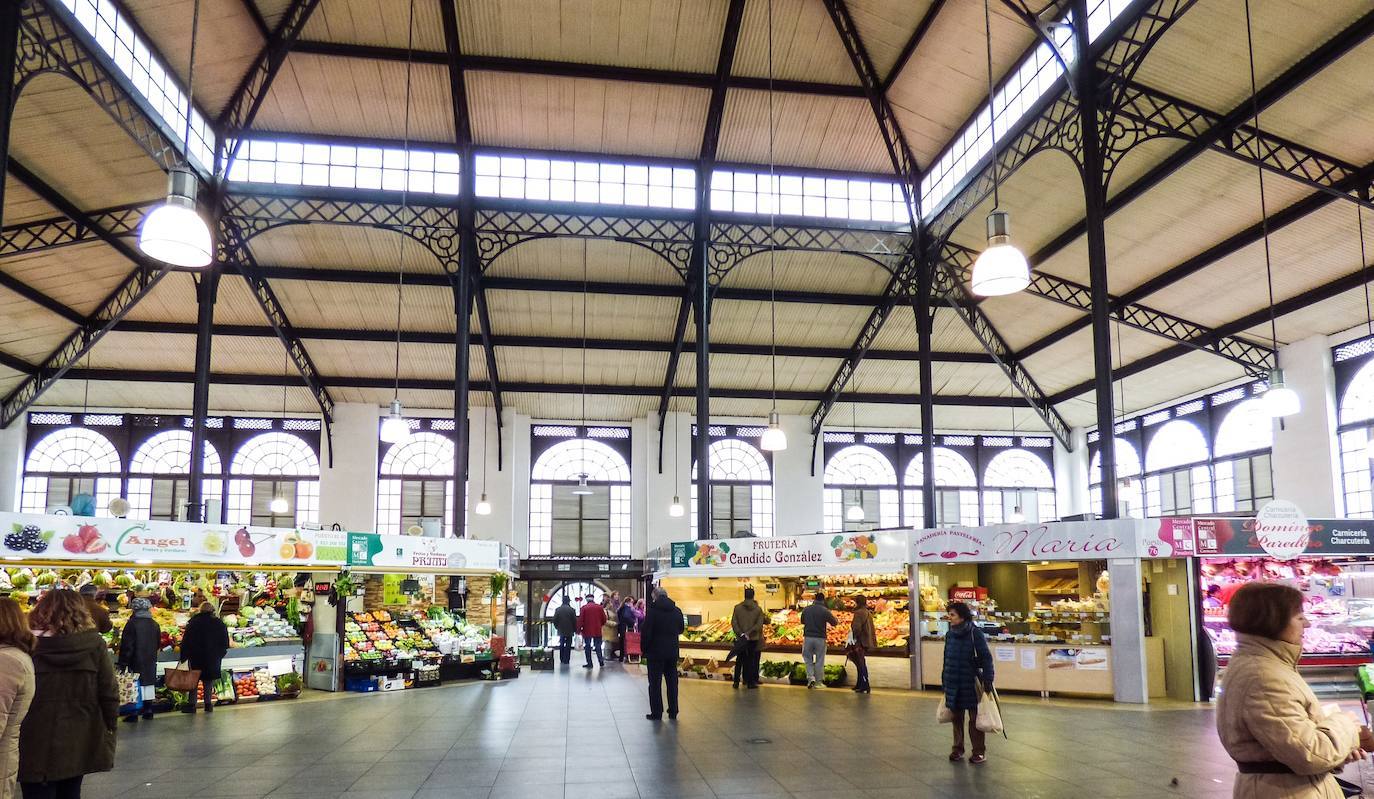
(668, 496, 685, 517)
(475, 493, 493, 516)
(1263, 368, 1301, 418)
(760, 410, 787, 451)
(269, 493, 289, 515)
(139, 168, 213, 268)
(971, 210, 1030, 297)
(380, 398, 411, 444)
(107, 497, 131, 519)
(1007, 505, 1026, 524)
(572, 473, 594, 496)
(845, 501, 865, 522)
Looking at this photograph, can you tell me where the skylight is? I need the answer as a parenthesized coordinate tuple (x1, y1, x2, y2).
(225, 139, 461, 195)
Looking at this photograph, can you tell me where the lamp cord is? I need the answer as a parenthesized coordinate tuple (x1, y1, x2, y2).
(767, 0, 778, 411)
(1243, 0, 1278, 354)
(1360, 204, 1370, 337)
(183, 0, 199, 156)
(581, 238, 589, 476)
(984, 0, 1000, 211)
(392, 0, 417, 402)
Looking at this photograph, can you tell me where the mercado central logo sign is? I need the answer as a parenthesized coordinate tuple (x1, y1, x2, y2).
(346, 532, 502, 572)
(670, 533, 894, 571)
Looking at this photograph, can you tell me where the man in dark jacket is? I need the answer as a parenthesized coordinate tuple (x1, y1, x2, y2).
(729, 587, 766, 689)
(639, 587, 684, 721)
(179, 602, 229, 713)
(79, 584, 113, 634)
(552, 596, 578, 665)
(800, 592, 838, 689)
(577, 596, 607, 669)
(116, 597, 160, 722)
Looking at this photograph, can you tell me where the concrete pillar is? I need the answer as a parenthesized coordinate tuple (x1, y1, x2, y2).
(319, 403, 380, 532)
(1054, 428, 1090, 519)
(1108, 558, 1149, 704)
(646, 411, 692, 555)
(508, 411, 532, 555)
(0, 421, 24, 512)
(467, 406, 517, 548)
(631, 416, 649, 558)
(772, 414, 823, 536)
(1272, 334, 1343, 516)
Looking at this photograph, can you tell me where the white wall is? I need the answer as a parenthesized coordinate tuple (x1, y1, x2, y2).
(0, 422, 25, 513)
(1272, 334, 1344, 516)
(1054, 427, 1090, 518)
(646, 411, 692, 554)
(466, 406, 517, 547)
(318, 402, 379, 531)
(774, 414, 824, 536)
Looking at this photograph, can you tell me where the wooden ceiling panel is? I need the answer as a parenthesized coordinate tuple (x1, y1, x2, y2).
(0, 242, 136, 318)
(255, 55, 456, 141)
(843, 0, 937, 79)
(483, 236, 683, 285)
(717, 90, 890, 173)
(301, 0, 446, 51)
(247, 223, 450, 273)
(718, 249, 891, 296)
(120, 0, 261, 116)
(731, 0, 860, 86)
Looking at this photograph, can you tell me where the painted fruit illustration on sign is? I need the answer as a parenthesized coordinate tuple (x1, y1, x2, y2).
(278, 531, 313, 560)
(833, 534, 878, 560)
(5, 523, 53, 554)
(61, 524, 107, 554)
(689, 541, 727, 566)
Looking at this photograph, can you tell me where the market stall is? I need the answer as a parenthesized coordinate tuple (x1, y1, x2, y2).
(0, 511, 347, 712)
(336, 532, 519, 691)
(652, 531, 913, 689)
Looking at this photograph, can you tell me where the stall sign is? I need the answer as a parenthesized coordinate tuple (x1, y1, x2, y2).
(346, 532, 503, 572)
(1190, 515, 1374, 557)
(1143, 518, 1197, 558)
(0, 511, 347, 567)
(667, 531, 907, 574)
(910, 519, 1142, 564)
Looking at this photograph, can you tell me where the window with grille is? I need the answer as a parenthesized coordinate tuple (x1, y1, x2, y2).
(822, 445, 899, 532)
(690, 439, 773, 538)
(226, 432, 320, 528)
(126, 430, 222, 521)
(1339, 361, 1374, 518)
(20, 428, 123, 516)
(1214, 454, 1273, 513)
(903, 447, 979, 527)
(377, 433, 456, 536)
(529, 437, 631, 556)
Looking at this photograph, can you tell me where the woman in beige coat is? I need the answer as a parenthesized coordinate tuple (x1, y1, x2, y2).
(0, 598, 36, 799)
(1217, 582, 1369, 798)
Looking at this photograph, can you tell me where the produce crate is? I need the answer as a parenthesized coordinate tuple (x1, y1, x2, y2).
(345, 676, 378, 692)
(414, 665, 441, 687)
(528, 648, 554, 671)
(378, 675, 407, 692)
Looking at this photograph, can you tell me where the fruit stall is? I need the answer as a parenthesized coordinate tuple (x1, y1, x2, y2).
(651, 531, 915, 689)
(1, 511, 347, 712)
(336, 532, 519, 691)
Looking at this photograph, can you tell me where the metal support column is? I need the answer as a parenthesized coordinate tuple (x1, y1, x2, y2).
(915, 255, 936, 528)
(0, 0, 21, 227)
(453, 152, 475, 538)
(1075, 0, 1118, 517)
(186, 268, 220, 523)
(692, 264, 710, 541)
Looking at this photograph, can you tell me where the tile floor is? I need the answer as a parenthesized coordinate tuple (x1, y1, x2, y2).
(82, 662, 1372, 799)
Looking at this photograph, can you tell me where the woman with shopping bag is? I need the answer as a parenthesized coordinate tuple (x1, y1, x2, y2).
(115, 598, 158, 723)
(940, 602, 995, 764)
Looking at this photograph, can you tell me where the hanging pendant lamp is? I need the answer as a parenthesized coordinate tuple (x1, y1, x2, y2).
(669, 412, 685, 516)
(380, 0, 419, 444)
(475, 414, 492, 515)
(380, 398, 411, 444)
(758, 0, 788, 452)
(970, 0, 1029, 297)
(1008, 503, 1026, 524)
(669, 496, 685, 517)
(269, 492, 290, 515)
(270, 352, 291, 516)
(572, 473, 594, 496)
(761, 410, 787, 452)
(845, 502, 865, 523)
(139, 0, 210, 267)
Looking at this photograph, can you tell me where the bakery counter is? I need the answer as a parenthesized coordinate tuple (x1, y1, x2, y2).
(919, 639, 1114, 698)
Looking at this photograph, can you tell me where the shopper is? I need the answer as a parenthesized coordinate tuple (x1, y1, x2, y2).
(552, 596, 577, 666)
(19, 589, 118, 799)
(0, 598, 35, 799)
(640, 587, 684, 721)
(849, 595, 877, 694)
(178, 603, 228, 713)
(635, 598, 646, 628)
(730, 587, 766, 689)
(800, 592, 838, 689)
(601, 597, 620, 662)
(616, 596, 638, 662)
(1217, 582, 1371, 798)
(942, 601, 994, 764)
(76, 586, 111, 636)
(115, 598, 158, 723)
(578, 595, 607, 669)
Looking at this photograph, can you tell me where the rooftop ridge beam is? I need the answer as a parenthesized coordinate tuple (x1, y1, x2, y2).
(881, 0, 946, 91)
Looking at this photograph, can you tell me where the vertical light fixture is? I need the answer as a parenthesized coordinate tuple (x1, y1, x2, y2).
(758, 0, 788, 452)
(572, 238, 594, 497)
(475, 413, 492, 515)
(380, 0, 418, 445)
(138, 0, 211, 267)
(669, 411, 685, 517)
(1241, 0, 1298, 419)
(970, 0, 1029, 296)
(845, 382, 865, 523)
(270, 350, 290, 516)
(1007, 406, 1025, 522)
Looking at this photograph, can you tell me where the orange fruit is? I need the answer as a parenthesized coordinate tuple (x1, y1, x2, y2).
(279, 543, 296, 559)
(295, 542, 313, 559)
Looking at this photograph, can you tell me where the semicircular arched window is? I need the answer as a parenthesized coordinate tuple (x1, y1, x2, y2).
(378, 432, 456, 536)
(227, 432, 321, 528)
(1143, 420, 1213, 517)
(1212, 399, 1274, 514)
(902, 447, 979, 527)
(529, 437, 631, 557)
(691, 439, 774, 538)
(21, 427, 123, 516)
(126, 430, 223, 522)
(1337, 359, 1374, 518)
(1089, 438, 1144, 519)
(822, 445, 898, 532)
(981, 449, 1056, 525)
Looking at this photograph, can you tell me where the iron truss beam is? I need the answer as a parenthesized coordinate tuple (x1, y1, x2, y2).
(20, 0, 201, 178)
(217, 0, 322, 170)
(881, 0, 946, 92)
(0, 202, 146, 258)
(59, 368, 1029, 407)
(219, 216, 335, 424)
(289, 40, 866, 98)
(938, 243, 1273, 374)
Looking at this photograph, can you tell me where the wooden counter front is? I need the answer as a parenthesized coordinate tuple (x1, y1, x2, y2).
(920, 640, 1114, 698)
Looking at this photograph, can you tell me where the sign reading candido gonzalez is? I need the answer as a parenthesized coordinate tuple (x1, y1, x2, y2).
(667, 531, 906, 574)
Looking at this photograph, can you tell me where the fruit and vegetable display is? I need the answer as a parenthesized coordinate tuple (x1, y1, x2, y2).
(680, 607, 909, 651)
(343, 608, 492, 669)
(1201, 556, 1374, 661)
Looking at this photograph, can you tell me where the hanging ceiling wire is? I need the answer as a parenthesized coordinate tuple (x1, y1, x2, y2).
(574, 238, 592, 495)
(759, 0, 787, 452)
(380, 0, 417, 445)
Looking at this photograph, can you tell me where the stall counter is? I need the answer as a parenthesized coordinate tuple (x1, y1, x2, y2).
(919, 639, 1116, 697)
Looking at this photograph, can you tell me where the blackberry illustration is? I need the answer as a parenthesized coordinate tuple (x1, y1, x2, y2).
(4, 524, 45, 553)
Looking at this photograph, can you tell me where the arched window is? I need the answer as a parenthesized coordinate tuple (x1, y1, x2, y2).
(691, 439, 773, 538)
(530, 438, 631, 557)
(126, 431, 222, 522)
(822, 445, 898, 532)
(541, 581, 609, 618)
(21, 428, 123, 515)
(1339, 361, 1374, 517)
(1089, 438, 1144, 519)
(227, 432, 320, 528)
(902, 447, 979, 527)
(1214, 399, 1274, 513)
(377, 432, 455, 536)
(982, 449, 1056, 524)
(1144, 420, 1212, 516)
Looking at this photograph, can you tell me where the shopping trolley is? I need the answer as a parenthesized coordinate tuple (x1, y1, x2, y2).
(623, 631, 642, 664)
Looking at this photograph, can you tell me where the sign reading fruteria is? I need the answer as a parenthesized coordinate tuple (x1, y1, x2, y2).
(346, 532, 503, 573)
(667, 531, 906, 575)
(0, 511, 347, 567)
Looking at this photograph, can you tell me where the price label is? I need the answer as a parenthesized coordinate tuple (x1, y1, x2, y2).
(461, 654, 475, 664)
(267, 658, 294, 676)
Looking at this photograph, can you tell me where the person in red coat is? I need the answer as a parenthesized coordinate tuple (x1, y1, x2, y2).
(577, 598, 607, 669)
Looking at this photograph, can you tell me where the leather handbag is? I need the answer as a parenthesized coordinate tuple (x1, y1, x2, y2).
(164, 663, 202, 692)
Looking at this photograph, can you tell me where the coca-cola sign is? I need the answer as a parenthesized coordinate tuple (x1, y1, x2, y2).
(1251, 500, 1311, 561)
